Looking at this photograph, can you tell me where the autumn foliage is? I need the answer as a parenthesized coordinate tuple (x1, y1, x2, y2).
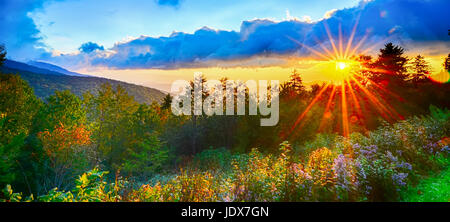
(38, 122, 91, 158)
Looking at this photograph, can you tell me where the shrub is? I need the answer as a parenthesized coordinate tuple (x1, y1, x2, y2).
(192, 147, 232, 171)
(4, 111, 449, 202)
(38, 168, 126, 202)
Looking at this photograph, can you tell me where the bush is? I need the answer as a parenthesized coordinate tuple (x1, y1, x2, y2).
(4, 111, 449, 202)
(192, 147, 232, 171)
(38, 168, 126, 202)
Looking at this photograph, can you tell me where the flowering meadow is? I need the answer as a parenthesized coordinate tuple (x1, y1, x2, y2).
(3, 111, 448, 202)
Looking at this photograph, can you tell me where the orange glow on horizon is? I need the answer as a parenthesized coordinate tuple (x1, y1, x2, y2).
(284, 17, 409, 139)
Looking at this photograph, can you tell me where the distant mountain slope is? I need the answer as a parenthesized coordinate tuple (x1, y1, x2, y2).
(3, 60, 66, 76)
(0, 61, 166, 104)
(27, 60, 89, 77)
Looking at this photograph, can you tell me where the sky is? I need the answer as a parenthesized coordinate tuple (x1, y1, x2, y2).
(0, 0, 449, 91)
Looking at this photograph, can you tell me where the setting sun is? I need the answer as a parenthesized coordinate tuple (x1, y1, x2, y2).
(314, 59, 360, 83)
(334, 59, 360, 78)
(336, 61, 347, 70)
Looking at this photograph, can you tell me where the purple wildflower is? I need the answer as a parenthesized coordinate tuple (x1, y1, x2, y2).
(392, 172, 408, 187)
(397, 162, 412, 171)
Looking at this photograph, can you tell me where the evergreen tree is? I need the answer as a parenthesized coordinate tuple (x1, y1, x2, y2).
(444, 53, 450, 72)
(161, 93, 173, 110)
(372, 42, 409, 81)
(281, 69, 306, 99)
(409, 55, 431, 83)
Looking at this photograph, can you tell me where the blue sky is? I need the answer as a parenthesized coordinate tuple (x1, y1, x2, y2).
(30, 0, 360, 53)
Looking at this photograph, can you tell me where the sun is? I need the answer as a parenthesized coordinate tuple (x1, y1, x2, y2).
(285, 18, 402, 139)
(334, 59, 361, 81)
(316, 59, 359, 83)
(336, 61, 347, 70)
(335, 59, 359, 70)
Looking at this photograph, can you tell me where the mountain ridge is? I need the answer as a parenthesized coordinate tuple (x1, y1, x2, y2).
(0, 59, 166, 104)
(27, 60, 89, 77)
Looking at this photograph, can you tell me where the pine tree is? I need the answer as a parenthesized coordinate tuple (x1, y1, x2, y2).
(372, 42, 409, 81)
(409, 55, 431, 83)
(280, 69, 305, 99)
(161, 93, 173, 110)
(444, 54, 450, 72)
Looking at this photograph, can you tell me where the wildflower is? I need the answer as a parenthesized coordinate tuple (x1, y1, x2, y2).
(392, 172, 408, 188)
(423, 142, 440, 155)
(355, 144, 378, 160)
(222, 196, 232, 202)
(333, 154, 357, 200)
(397, 162, 412, 171)
(306, 147, 336, 186)
(385, 151, 398, 163)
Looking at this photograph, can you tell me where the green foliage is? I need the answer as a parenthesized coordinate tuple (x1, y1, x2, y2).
(3, 112, 449, 202)
(0, 73, 41, 144)
(34, 90, 87, 132)
(193, 147, 232, 171)
(429, 105, 450, 121)
(161, 93, 173, 110)
(299, 134, 337, 160)
(0, 65, 165, 104)
(0, 131, 25, 186)
(0, 73, 41, 193)
(1, 185, 33, 202)
(122, 134, 169, 178)
(127, 113, 449, 202)
(86, 83, 140, 171)
(401, 164, 450, 202)
(38, 168, 126, 202)
(37, 188, 75, 202)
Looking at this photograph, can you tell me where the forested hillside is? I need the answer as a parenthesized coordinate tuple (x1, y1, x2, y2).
(0, 61, 166, 104)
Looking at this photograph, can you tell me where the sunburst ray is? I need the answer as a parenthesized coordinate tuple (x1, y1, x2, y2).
(285, 19, 404, 138)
